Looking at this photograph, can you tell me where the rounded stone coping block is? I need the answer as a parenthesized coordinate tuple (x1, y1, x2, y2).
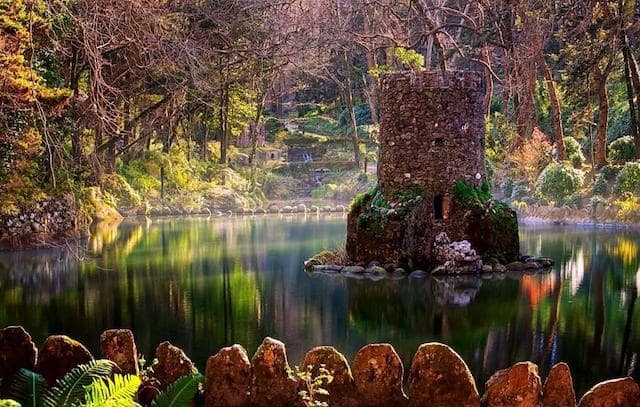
(204, 344, 251, 407)
(250, 337, 298, 407)
(577, 377, 640, 407)
(100, 329, 138, 375)
(35, 335, 93, 386)
(0, 326, 37, 378)
(352, 343, 408, 407)
(0, 326, 37, 395)
(542, 362, 576, 407)
(408, 342, 479, 407)
(300, 346, 357, 406)
(481, 361, 542, 407)
(152, 341, 198, 391)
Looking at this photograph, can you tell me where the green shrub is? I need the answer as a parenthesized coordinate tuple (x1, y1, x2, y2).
(454, 181, 492, 206)
(609, 136, 635, 164)
(511, 182, 529, 200)
(600, 164, 621, 181)
(101, 173, 142, 210)
(570, 154, 583, 168)
(535, 162, 584, 205)
(593, 173, 609, 196)
(501, 179, 514, 199)
(614, 161, 640, 195)
(299, 116, 339, 137)
(615, 193, 640, 222)
(338, 104, 372, 128)
(563, 194, 584, 208)
(264, 117, 284, 141)
(564, 136, 585, 167)
(485, 113, 518, 165)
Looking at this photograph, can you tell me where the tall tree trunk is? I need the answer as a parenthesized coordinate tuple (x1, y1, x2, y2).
(539, 53, 567, 160)
(622, 42, 640, 158)
(482, 47, 494, 116)
(343, 52, 361, 168)
(362, 12, 379, 125)
(202, 109, 209, 161)
(250, 91, 267, 190)
(593, 66, 609, 169)
(219, 86, 230, 165)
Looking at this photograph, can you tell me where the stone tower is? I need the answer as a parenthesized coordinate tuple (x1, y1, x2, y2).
(346, 70, 519, 269)
(377, 70, 486, 219)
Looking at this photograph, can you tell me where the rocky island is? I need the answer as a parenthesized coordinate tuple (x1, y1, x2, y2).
(308, 71, 551, 275)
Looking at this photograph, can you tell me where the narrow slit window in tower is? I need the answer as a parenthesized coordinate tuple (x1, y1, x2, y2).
(434, 195, 444, 220)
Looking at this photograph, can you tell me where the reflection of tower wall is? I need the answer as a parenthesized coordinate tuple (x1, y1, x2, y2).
(377, 71, 486, 197)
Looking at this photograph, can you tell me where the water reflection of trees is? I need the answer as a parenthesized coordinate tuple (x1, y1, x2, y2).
(0, 221, 639, 396)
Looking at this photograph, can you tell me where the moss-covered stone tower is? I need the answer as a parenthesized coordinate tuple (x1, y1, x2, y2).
(346, 71, 520, 270)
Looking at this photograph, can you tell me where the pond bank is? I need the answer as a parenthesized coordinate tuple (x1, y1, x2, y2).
(1, 326, 639, 406)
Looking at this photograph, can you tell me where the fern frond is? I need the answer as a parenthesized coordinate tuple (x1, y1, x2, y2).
(150, 373, 202, 407)
(42, 359, 117, 407)
(83, 374, 142, 407)
(7, 368, 45, 407)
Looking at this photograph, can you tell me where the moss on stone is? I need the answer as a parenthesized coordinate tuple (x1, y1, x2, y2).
(355, 185, 425, 238)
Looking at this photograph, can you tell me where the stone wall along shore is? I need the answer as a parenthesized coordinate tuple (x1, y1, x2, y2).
(0, 194, 78, 249)
(1, 326, 639, 406)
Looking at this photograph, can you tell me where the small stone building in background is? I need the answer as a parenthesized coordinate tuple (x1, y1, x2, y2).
(347, 71, 519, 269)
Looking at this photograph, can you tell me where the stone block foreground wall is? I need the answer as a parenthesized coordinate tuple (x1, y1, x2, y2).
(1, 326, 639, 406)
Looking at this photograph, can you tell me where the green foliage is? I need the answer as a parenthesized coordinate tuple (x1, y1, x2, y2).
(614, 162, 640, 196)
(369, 47, 425, 76)
(338, 104, 372, 128)
(9, 360, 126, 407)
(101, 173, 142, 211)
(9, 368, 45, 407)
(264, 117, 285, 141)
(0, 401, 20, 407)
(43, 360, 118, 406)
(614, 193, 640, 223)
(535, 162, 584, 205)
(593, 173, 609, 196)
(500, 179, 514, 198)
(299, 117, 339, 137)
(453, 181, 492, 207)
(511, 182, 529, 200)
(607, 79, 633, 142)
(564, 136, 585, 167)
(351, 186, 376, 212)
(83, 374, 141, 407)
(608, 136, 635, 164)
(485, 113, 518, 166)
(295, 365, 333, 407)
(150, 373, 203, 407)
(600, 164, 621, 181)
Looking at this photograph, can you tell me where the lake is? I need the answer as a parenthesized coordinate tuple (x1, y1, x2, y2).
(0, 214, 638, 396)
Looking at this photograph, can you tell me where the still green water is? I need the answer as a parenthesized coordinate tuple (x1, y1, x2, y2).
(0, 214, 639, 395)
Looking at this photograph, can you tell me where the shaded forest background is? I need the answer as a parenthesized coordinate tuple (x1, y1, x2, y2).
(2, 0, 640, 223)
